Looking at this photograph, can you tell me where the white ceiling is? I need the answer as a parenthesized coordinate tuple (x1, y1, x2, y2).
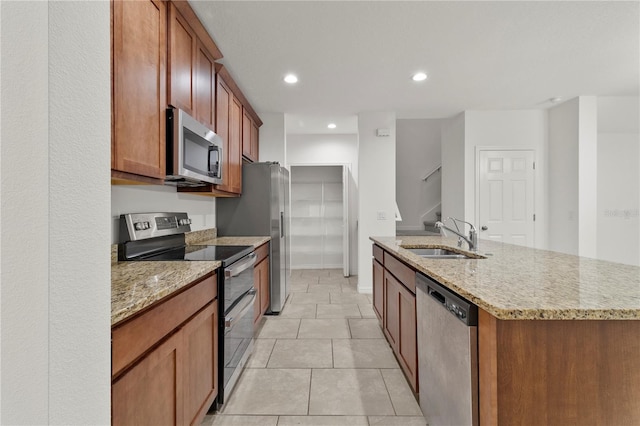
(190, 1, 639, 134)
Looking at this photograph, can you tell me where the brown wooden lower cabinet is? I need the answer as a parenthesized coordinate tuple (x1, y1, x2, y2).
(254, 243, 270, 325)
(183, 303, 218, 426)
(112, 274, 218, 426)
(112, 330, 182, 425)
(372, 258, 384, 321)
(376, 243, 418, 394)
(479, 309, 640, 426)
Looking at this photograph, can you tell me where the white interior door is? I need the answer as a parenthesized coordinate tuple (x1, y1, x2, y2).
(478, 150, 535, 247)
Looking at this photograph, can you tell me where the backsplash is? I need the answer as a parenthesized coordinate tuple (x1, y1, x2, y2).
(111, 185, 216, 243)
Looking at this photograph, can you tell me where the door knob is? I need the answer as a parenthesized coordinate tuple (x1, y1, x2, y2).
(481, 226, 488, 231)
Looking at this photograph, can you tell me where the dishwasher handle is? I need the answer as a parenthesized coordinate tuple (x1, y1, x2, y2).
(428, 288, 446, 305)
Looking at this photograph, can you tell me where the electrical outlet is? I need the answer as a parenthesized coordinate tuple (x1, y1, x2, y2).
(377, 211, 387, 220)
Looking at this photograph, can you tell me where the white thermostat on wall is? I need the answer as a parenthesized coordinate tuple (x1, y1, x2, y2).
(376, 128, 390, 137)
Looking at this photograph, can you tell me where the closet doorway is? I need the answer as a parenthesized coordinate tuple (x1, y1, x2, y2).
(290, 165, 350, 276)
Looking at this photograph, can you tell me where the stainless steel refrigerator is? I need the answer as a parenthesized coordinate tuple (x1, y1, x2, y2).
(216, 162, 290, 313)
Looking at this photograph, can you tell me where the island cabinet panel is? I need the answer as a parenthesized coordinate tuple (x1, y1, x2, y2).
(111, 0, 167, 182)
(397, 281, 417, 392)
(376, 245, 419, 393)
(383, 271, 400, 348)
(372, 258, 384, 321)
(384, 252, 415, 293)
(478, 309, 640, 426)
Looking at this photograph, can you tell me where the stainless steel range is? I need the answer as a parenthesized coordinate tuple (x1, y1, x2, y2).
(118, 212, 256, 407)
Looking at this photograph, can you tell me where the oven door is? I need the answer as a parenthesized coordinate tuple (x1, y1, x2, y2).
(221, 287, 255, 404)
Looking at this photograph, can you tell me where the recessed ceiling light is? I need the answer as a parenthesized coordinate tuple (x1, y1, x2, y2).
(284, 74, 298, 84)
(412, 72, 428, 82)
(549, 97, 563, 103)
(327, 123, 337, 129)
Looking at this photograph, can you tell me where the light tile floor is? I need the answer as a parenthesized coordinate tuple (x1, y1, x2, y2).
(203, 269, 426, 426)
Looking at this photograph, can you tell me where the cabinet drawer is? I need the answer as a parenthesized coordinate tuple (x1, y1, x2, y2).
(255, 242, 269, 264)
(384, 253, 415, 294)
(373, 244, 384, 264)
(112, 273, 217, 377)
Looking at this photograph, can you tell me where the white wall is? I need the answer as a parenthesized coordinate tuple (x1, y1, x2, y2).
(577, 97, 598, 258)
(464, 110, 548, 249)
(287, 133, 359, 275)
(357, 112, 396, 293)
(258, 112, 286, 165)
(1, 1, 111, 424)
(441, 113, 466, 221)
(396, 119, 442, 231)
(548, 98, 580, 254)
(597, 96, 640, 265)
(111, 185, 217, 243)
(548, 97, 600, 257)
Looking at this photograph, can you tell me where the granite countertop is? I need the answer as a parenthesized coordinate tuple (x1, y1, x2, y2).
(370, 235, 640, 320)
(111, 233, 270, 326)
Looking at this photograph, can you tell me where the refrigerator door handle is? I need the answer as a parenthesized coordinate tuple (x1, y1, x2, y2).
(280, 211, 284, 238)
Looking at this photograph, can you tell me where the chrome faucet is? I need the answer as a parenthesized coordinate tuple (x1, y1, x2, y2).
(435, 217, 478, 252)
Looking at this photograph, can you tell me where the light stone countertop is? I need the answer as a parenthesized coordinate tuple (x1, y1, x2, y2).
(371, 235, 640, 320)
(111, 234, 270, 326)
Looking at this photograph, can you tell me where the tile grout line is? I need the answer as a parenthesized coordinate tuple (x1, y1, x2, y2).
(379, 368, 399, 416)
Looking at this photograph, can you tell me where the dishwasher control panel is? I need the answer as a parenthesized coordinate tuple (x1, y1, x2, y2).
(417, 272, 478, 326)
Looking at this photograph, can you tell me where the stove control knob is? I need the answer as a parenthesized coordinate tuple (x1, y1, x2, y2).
(134, 222, 144, 231)
(144, 222, 151, 230)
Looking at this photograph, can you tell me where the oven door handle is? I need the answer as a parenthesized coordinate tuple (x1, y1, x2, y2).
(225, 288, 257, 328)
(224, 252, 257, 278)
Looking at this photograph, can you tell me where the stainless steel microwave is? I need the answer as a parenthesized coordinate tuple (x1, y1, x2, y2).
(166, 107, 223, 187)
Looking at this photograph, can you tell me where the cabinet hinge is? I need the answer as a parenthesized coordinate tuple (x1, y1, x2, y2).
(533, 214, 536, 222)
(533, 162, 536, 170)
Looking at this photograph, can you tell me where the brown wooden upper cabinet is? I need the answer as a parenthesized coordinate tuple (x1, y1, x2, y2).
(167, 2, 219, 130)
(111, 0, 167, 183)
(112, 0, 262, 190)
(242, 108, 260, 163)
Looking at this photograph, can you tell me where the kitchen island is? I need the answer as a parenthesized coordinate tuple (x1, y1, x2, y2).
(371, 235, 640, 425)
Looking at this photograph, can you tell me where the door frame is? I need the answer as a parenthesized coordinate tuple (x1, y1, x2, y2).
(288, 162, 352, 277)
(474, 147, 537, 247)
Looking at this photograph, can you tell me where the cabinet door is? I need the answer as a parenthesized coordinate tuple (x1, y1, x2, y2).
(397, 281, 418, 392)
(112, 0, 166, 179)
(214, 75, 231, 189)
(373, 259, 384, 322)
(259, 258, 270, 315)
(168, 3, 195, 114)
(250, 120, 259, 161)
(384, 271, 400, 350)
(214, 74, 242, 194)
(254, 258, 269, 324)
(242, 109, 252, 161)
(183, 302, 218, 426)
(195, 40, 215, 129)
(112, 331, 183, 425)
(228, 95, 243, 192)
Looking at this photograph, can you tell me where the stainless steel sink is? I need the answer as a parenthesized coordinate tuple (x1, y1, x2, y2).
(403, 247, 472, 259)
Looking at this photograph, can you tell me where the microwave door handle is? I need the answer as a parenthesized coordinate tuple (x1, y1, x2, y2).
(208, 145, 222, 178)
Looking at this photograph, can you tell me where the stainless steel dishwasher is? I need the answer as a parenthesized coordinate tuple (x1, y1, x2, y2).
(416, 272, 479, 426)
